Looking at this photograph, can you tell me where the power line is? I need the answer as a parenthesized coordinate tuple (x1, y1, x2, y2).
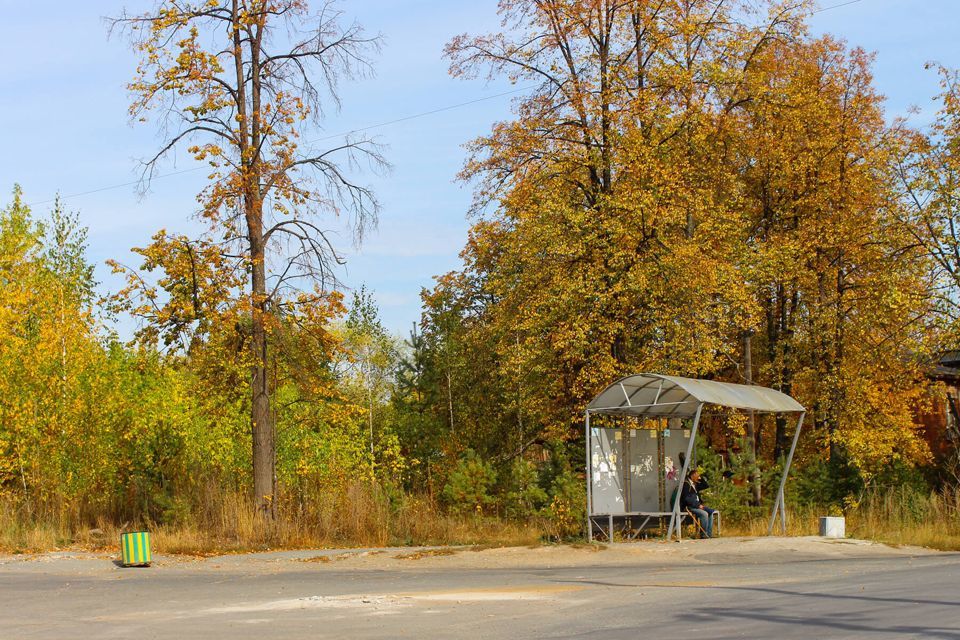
(28, 167, 205, 207)
(814, 0, 866, 13)
(308, 85, 533, 144)
(27, 85, 532, 207)
(28, 1, 870, 208)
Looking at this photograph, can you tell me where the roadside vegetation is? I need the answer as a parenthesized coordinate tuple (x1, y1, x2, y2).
(4, 0, 960, 554)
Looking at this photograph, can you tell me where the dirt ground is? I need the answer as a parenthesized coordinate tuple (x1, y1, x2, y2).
(1, 534, 927, 573)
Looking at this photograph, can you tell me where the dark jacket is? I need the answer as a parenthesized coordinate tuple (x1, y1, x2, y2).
(679, 478, 703, 511)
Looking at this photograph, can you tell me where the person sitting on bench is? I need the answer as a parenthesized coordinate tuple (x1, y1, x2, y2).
(680, 468, 716, 539)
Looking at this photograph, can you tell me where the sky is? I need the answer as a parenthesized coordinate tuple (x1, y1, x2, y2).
(1, 0, 958, 338)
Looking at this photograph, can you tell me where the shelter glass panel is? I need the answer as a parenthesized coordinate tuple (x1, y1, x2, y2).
(590, 427, 624, 514)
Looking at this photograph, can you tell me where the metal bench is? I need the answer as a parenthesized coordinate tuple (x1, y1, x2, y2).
(588, 510, 720, 541)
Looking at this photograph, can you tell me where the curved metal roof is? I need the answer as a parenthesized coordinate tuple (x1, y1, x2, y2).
(586, 373, 805, 417)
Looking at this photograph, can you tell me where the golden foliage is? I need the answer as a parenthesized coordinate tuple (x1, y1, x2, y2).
(426, 0, 939, 475)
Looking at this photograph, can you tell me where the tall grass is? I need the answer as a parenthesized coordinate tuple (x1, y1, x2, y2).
(724, 486, 960, 550)
(0, 481, 546, 555)
(846, 486, 960, 550)
(5, 484, 960, 554)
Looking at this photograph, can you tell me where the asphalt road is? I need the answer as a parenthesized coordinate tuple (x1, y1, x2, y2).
(2, 538, 958, 639)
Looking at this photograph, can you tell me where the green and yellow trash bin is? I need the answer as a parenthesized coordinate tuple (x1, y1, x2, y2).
(120, 531, 152, 567)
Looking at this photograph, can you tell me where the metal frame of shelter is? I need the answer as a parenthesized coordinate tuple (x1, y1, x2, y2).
(585, 373, 806, 541)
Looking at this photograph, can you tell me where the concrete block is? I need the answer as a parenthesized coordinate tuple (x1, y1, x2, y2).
(819, 516, 845, 538)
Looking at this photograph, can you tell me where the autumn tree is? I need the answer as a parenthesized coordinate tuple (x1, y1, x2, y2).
(437, 0, 810, 443)
(429, 0, 937, 486)
(110, 1, 383, 515)
(897, 65, 960, 334)
(735, 36, 934, 476)
(339, 287, 397, 471)
(0, 187, 123, 519)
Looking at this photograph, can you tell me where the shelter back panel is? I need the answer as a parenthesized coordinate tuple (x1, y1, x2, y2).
(591, 425, 694, 514)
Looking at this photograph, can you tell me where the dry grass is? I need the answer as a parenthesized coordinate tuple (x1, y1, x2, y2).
(846, 486, 960, 551)
(723, 509, 822, 538)
(5, 484, 959, 555)
(0, 482, 545, 555)
(298, 554, 332, 563)
(392, 548, 459, 560)
(722, 487, 960, 551)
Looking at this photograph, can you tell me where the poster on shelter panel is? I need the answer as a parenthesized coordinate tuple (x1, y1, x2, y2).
(590, 426, 690, 514)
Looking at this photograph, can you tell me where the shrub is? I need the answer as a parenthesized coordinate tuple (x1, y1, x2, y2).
(694, 436, 763, 521)
(791, 454, 863, 509)
(441, 450, 497, 515)
(542, 463, 585, 541)
(501, 458, 548, 519)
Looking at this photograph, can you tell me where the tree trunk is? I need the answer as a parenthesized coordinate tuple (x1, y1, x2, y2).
(743, 331, 762, 505)
(250, 213, 275, 517)
(243, 9, 275, 519)
(446, 367, 455, 431)
(368, 350, 375, 468)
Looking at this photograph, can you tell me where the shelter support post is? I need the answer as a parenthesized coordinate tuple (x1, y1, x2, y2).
(768, 412, 805, 535)
(668, 403, 703, 541)
(585, 411, 593, 542)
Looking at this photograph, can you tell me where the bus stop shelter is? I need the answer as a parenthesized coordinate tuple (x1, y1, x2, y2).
(585, 373, 806, 541)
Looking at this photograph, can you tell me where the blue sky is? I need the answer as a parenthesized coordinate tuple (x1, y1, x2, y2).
(1, 0, 957, 337)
